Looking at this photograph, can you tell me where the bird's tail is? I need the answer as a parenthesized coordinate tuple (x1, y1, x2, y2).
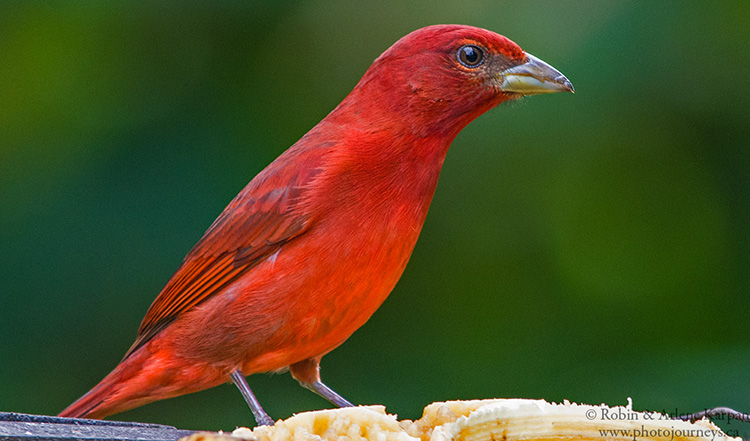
(58, 353, 148, 419)
(59, 370, 124, 419)
(59, 344, 228, 419)
(58, 346, 170, 419)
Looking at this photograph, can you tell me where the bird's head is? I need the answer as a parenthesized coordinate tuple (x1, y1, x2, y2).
(342, 25, 574, 138)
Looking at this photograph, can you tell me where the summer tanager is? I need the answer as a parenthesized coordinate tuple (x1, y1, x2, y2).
(59, 24, 573, 425)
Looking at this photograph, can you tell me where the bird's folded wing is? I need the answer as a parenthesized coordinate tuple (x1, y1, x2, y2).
(123, 156, 323, 360)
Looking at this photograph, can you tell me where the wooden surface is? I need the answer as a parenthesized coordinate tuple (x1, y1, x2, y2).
(0, 412, 194, 441)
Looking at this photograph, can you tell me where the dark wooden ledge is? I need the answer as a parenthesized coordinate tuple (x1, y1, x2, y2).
(0, 412, 195, 441)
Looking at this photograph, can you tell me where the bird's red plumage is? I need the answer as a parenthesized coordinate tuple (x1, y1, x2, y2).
(59, 24, 571, 421)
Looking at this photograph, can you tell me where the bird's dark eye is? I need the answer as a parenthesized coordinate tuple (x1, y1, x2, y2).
(457, 45, 484, 68)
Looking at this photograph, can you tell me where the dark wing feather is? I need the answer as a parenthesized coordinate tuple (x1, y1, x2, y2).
(122, 153, 323, 359)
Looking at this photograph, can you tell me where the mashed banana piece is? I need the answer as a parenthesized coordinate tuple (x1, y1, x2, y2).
(179, 399, 739, 441)
(249, 405, 416, 441)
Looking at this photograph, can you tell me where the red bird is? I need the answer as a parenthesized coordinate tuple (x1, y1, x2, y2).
(59, 24, 573, 425)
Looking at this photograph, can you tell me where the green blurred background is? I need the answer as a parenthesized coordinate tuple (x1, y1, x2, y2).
(2, 0, 749, 437)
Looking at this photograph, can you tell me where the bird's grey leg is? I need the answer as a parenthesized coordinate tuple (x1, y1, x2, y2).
(302, 380, 354, 407)
(230, 370, 275, 426)
(290, 358, 354, 408)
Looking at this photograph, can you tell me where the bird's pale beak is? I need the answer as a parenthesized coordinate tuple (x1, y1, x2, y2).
(499, 53, 574, 95)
